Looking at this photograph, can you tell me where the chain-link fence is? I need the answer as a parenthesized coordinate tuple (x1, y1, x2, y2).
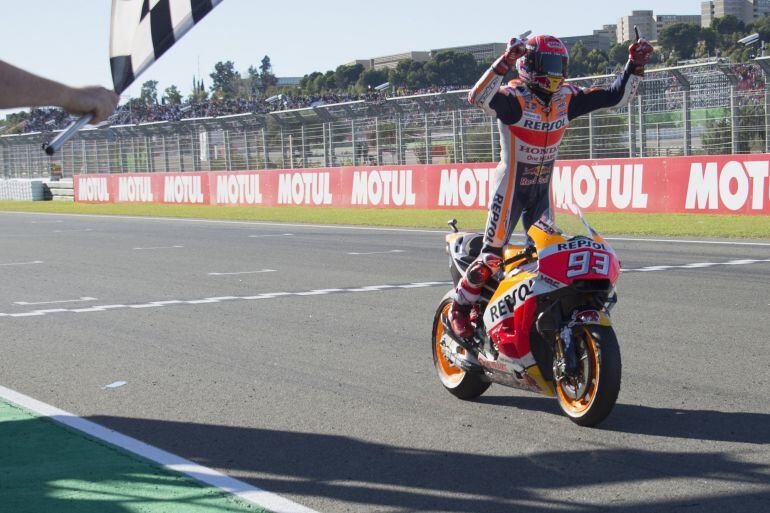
(3, 58, 770, 178)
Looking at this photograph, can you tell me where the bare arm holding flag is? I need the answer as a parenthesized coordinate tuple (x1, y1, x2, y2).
(0, 60, 118, 124)
(43, 0, 224, 155)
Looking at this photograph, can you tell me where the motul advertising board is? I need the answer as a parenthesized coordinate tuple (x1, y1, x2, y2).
(74, 154, 770, 215)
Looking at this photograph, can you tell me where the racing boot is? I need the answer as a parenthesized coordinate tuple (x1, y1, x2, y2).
(449, 252, 502, 339)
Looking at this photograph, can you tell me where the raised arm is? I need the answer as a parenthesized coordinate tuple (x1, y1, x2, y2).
(468, 38, 527, 117)
(568, 39, 653, 120)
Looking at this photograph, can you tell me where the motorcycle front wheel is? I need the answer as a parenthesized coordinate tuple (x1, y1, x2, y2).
(555, 325, 621, 427)
(432, 298, 490, 400)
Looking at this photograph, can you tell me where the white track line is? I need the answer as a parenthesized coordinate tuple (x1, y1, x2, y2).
(53, 228, 93, 233)
(622, 258, 770, 272)
(208, 269, 277, 276)
(2, 211, 769, 246)
(0, 260, 43, 267)
(347, 250, 406, 256)
(606, 236, 770, 247)
(248, 233, 294, 238)
(14, 296, 97, 306)
(133, 245, 184, 250)
(0, 385, 320, 513)
(0, 281, 451, 319)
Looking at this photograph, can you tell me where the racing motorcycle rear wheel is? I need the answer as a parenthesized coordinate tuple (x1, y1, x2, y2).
(432, 299, 490, 400)
(555, 326, 621, 427)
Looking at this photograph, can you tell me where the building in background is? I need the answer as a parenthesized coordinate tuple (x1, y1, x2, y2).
(656, 14, 702, 34)
(372, 51, 430, 70)
(701, 0, 770, 27)
(345, 59, 375, 70)
(618, 10, 658, 42)
(430, 43, 507, 64)
(276, 77, 302, 87)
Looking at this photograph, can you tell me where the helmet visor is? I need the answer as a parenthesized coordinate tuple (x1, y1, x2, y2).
(536, 53, 568, 77)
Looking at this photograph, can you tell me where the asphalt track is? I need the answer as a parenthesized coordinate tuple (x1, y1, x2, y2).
(1, 211, 769, 513)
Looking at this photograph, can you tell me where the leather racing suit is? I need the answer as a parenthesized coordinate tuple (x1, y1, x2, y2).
(454, 63, 642, 308)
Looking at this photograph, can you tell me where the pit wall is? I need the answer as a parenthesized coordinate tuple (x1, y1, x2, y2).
(74, 154, 770, 215)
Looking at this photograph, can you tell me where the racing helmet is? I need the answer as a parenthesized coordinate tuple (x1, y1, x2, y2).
(516, 35, 569, 94)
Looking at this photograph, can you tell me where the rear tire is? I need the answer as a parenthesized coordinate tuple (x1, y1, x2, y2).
(432, 298, 490, 400)
(556, 326, 621, 427)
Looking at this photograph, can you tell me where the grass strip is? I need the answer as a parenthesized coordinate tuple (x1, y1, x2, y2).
(0, 201, 768, 239)
(0, 400, 266, 513)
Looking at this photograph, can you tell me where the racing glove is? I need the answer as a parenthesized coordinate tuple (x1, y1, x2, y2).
(492, 37, 527, 75)
(628, 39, 654, 76)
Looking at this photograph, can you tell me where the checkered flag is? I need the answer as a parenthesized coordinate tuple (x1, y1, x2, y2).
(110, 0, 223, 94)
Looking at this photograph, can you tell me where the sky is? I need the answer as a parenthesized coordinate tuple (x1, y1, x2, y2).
(1, 0, 704, 102)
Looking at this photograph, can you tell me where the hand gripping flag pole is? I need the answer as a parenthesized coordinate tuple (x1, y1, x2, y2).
(43, 0, 223, 156)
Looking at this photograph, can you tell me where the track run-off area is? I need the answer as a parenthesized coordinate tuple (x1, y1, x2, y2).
(1, 210, 769, 513)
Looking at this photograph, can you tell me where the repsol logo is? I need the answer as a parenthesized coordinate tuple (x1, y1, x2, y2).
(557, 240, 607, 251)
(522, 119, 566, 131)
(485, 193, 505, 243)
(487, 279, 535, 324)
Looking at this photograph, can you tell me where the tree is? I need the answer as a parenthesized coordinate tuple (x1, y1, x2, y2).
(569, 42, 589, 77)
(209, 60, 240, 99)
(334, 63, 364, 90)
(712, 15, 745, 36)
(387, 59, 429, 89)
(163, 84, 182, 105)
(423, 51, 478, 86)
(357, 68, 388, 91)
(659, 23, 701, 60)
(582, 49, 610, 75)
(258, 55, 277, 92)
(189, 76, 208, 102)
(140, 80, 158, 104)
(608, 41, 631, 67)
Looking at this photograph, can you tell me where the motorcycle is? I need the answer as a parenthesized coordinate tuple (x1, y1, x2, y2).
(432, 211, 621, 426)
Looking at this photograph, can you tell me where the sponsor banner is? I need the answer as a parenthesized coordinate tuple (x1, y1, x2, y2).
(73, 154, 770, 215)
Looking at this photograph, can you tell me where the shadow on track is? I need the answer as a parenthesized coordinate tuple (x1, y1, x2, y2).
(84, 415, 770, 513)
(476, 395, 770, 445)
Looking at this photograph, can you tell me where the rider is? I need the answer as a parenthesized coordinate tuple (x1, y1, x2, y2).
(448, 34, 653, 338)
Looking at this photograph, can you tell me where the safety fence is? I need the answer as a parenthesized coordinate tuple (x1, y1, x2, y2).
(3, 58, 770, 179)
(74, 153, 770, 215)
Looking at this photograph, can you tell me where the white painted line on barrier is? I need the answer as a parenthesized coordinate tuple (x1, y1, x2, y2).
(347, 249, 406, 256)
(14, 296, 97, 306)
(248, 233, 294, 238)
(3, 211, 770, 246)
(0, 260, 43, 267)
(622, 258, 770, 273)
(208, 269, 277, 276)
(0, 281, 452, 319)
(0, 385, 321, 513)
(133, 245, 184, 250)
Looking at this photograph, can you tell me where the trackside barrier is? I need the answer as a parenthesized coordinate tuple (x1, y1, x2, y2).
(0, 179, 50, 201)
(48, 179, 75, 202)
(73, 154, 770, 215)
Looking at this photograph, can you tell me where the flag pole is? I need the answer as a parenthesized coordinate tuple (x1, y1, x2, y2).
(42, 114, 94, 156)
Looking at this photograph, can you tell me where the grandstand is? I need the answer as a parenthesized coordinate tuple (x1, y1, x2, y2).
(1, 58, 769, 179)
